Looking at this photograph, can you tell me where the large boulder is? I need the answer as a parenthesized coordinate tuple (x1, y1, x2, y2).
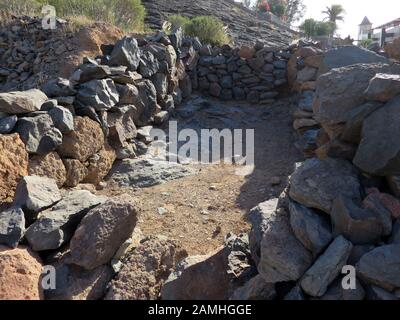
(0, 246, 43, 300)
(364, 73, 400, 102)
(29, 152, 67, 188)
(69, 195, 138, 270)
(357, 244, 400, 291)
(15, 114, 63, 155)
(58, 116, 104, 162)
(76, 79, 119, 111)
(109, 36, 140, 71)
(300, 236, 353, 297)
(106, 237, 180, 300)
(289, 158, 361, 213)
(0, 89, 47, 114)
(256, 200, 313, 283)
(0, 133, 29, 203)
(0, 207, 25, 248)
(318, 46, 389, 75)
(353, 96, 400, 175)
(313, 63, 400, 138)
(107, 159, 194, 188)
(289, 201, 332, 257)
(13, 176, 61, 217)
(341, 101, 383, 144)
(25, 190, 107, 251)
(138, 50, 160, 78)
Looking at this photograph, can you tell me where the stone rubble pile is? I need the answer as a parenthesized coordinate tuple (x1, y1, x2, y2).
(0, 16, 124, 92)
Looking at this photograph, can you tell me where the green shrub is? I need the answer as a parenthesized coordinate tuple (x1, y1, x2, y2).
(168, 14, 190, 29)
(185, 16, 230, 46)
(0, 0, 42, 16)
(10, 0, 146, 31)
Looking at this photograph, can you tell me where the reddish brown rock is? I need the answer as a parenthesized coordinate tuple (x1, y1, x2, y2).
(239, 45, 256, 59)
(365, 188, 400, 219)
(0, 246, 43, 300)
(63, 159, 88, 187)
(29, 152, 67, 188)
(57, 116, 104, 162)
(83, 143, 116, 185)
(106, 237, 181, 300)
(0, 133, 29, 203)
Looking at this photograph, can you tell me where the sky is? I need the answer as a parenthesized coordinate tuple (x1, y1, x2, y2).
(298, 0, 400, 39)
(245, 0, 400, 39)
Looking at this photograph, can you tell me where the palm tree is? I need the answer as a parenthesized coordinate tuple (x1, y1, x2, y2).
(322, 4, 345, 36)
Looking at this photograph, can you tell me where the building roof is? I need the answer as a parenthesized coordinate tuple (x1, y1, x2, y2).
(374, 17, 400, 30)
(359, 16, 372, 26)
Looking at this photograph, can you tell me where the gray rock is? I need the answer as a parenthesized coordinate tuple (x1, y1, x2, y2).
(153, 111, 169, 125)
(257, 200, 313, 283)
(354, 96, 400, 175)
(0, 89, 48, 114)
(109, 36, 140, 71)
(13, 176, 61, 215)
(341, 101, 383, 144)
(319, 46, 389, 75)
(348, 245, 376, 265)
(300, 236, 353, 297)
(297, 66, 318, 82)
(357, 244, 400, 291)
(139, 50, 160, 78)
(0, 207, 25, 248)
(366, 285, 399, 300)
(76, 79, 119, 111)
(15, 114, 63, 155)
(230, 274, 276, 300)
(48, 106, 74, 133)
(162, 235, 251, 300)
(284, 286, 306, 300)
(107, 158, 194, 188)
(365, 73, 400, 102)
(76, 63, 111, 83)
(69, 195, 138, 270)
(320, 277, 365, 300)
(331, 196, 389, 245)
(169, 27, 183, 54)
(106, 106, 137, 148)
(289, 158, 361, 214)
(220, 75, 233, 89)
(313, 63, 400, 138)
(273, 60, 287, 69)
(387, 176, 400, 198)
(25, 190, 107, 251)
(0, 115, 17, 134)
(209, 83, 222, 97)
(289, 201, 332, 257)
(389, 220, 400, 244)
(42, 78, 76, 97)
(45, 262, 113, 300)
(151, 73, 168, 100)
(248, 198, 278, 265)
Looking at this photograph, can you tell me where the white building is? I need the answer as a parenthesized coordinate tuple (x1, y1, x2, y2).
(358, 16, 400, 47)
(358, 16, 373, 41)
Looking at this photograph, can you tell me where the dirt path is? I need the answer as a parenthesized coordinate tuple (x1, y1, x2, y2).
(101, 95, 303, 255)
